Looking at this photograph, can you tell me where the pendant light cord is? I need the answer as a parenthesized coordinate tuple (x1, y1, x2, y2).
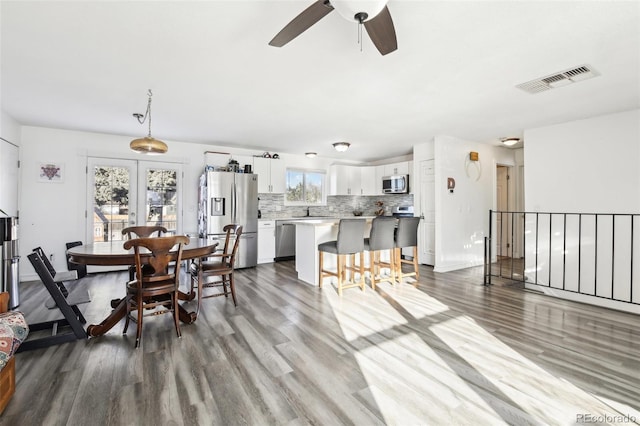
(146, 90, 153, 138)
(135, 89, 154, 138)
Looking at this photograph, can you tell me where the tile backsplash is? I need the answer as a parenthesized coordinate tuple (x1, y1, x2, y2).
(259, 193, 414, 219)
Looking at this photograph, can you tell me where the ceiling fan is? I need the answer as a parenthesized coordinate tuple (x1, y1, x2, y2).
(269, 0, 397, 56)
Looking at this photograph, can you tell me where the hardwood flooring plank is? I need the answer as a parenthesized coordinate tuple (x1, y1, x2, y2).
(1, 262, 638, 425)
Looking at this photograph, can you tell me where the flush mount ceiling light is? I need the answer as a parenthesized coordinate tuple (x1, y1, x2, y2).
(500, 137, 520, 147)
(305, 152, 318, 158)
(332, 142, 351, 152)
(130, 89, 168, 155)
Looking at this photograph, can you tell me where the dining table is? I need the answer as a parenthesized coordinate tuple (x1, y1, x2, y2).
(67, 237, 218, 337)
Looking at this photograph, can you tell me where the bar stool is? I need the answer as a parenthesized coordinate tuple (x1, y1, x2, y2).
(318, 219, 366, 295)
(394, 217, 420, 283)
(364, 217, 396, 290)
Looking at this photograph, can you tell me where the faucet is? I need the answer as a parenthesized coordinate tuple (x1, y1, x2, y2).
(305, 206, 310, 217)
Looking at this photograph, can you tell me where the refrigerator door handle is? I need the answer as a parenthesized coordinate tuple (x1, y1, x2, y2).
(232, 183, 237, 223)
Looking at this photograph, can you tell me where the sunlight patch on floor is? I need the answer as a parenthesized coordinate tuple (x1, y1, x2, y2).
(375, 281, 450, 318)
(354, 332, 505, 425)
(324, 285, 408, 342)
(430, 315, 636, 424)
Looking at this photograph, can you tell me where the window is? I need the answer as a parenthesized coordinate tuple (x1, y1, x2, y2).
(285, 168, 326, 205)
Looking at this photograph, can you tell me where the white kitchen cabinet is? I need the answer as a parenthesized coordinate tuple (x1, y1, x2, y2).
(258, 220, 276, 263)
(384, 161, 409, 176)
(329, 165, 361, 196)
(360, 166, 379, 196)
(254, 157, 286, 193)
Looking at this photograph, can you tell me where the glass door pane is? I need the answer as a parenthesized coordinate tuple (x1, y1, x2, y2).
(87, 158, 182, 244)
(87, 158, 137, 243)
(139, 161, 182, 235)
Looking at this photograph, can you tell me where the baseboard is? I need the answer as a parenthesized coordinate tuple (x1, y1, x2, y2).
(433, 260, 484, 273)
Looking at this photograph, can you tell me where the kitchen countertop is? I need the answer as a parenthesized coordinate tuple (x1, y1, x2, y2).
(290, 216, 377, 226)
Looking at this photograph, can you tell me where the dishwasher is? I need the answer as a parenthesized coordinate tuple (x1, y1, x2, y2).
(275, 220, 297, 261)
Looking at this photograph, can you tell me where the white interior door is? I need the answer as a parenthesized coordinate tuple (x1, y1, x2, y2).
(87, 158, 183, 243)
(0, 139, 19, 216)
(419, 159, 435, 265)
(496, 165, 510, 257)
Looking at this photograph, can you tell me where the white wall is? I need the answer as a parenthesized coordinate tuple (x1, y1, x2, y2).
(17, 125, 346, 280)
(522, 109, 640, 313)
(524, 109, 640, 213)
(1, 110, 21, 145)
(433, 135, 515, 272)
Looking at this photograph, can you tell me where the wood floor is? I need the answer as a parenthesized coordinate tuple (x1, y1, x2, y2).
(1, 261, 639, 425)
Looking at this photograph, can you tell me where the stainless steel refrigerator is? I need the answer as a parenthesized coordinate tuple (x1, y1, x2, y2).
(198, 170, 258, 268)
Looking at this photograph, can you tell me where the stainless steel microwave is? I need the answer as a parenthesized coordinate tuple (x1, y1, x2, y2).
(382, 175, 409, 194)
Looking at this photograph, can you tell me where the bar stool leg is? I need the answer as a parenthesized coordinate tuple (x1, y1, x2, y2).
(359, 251, 365, 291)
(337, 254, 344, 296)
(318, 251, 324, 288)
(395, 247, 402, 283)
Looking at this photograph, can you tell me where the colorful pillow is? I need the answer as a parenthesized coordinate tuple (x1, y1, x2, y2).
(0, 311, 29, 370)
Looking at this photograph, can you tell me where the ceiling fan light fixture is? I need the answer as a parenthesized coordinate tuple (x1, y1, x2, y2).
(331, 0, 388, 22)
(500, 137, 520, 147)
(305, 152, 318, 158)
(333, 142, 351, 152)
(130, 89, 168, 155)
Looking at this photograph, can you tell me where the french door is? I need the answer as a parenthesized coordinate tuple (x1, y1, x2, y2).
(87, 158, 182, 243)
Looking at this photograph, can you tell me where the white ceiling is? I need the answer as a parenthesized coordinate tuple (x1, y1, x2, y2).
(1, 1, 639, 162)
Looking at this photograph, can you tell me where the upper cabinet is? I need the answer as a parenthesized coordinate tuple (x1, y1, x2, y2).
(330, 162, 412, 196)
(329, 165, 361, 195)
(383, 161, 410, 176)
(360, 166, 379, 196)
(254, 157, 286, 193)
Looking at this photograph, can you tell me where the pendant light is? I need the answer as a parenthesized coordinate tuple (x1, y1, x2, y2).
(130, 89, 168, 155)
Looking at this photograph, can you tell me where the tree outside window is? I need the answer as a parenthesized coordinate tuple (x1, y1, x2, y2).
(286, 168, 326, 205)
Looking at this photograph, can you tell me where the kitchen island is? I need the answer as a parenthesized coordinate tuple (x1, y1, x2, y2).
(294, 217, 374, 286)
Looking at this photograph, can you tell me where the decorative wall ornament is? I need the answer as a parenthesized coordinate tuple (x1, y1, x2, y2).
(464, 153, 481, 181)
(38, 162, 64, 183)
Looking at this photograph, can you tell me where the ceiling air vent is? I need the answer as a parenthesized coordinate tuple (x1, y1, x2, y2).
(516, 65, 598, 94)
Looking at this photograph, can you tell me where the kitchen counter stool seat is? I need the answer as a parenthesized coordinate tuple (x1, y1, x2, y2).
(364, 217, 396, 290)
(394, 217, 420, 283)
(318, 219, 366, 295)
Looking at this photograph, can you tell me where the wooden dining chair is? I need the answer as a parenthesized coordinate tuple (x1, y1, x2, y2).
(122, 235, 189, 348)
(122, 226, 168, 280)
(190, 224, 243, 315)
(121, 225, 168, 239)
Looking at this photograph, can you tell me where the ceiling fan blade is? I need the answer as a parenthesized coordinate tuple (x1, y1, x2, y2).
(363, 6, 397, 55)
(269, 1, 334, 48)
